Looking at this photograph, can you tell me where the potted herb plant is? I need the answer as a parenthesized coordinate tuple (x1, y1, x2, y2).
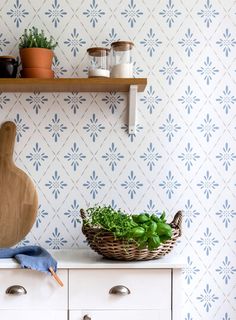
(19, 27, 57, 78)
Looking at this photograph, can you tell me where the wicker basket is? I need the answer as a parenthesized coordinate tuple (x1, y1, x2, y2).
(80, 209, 182, 261)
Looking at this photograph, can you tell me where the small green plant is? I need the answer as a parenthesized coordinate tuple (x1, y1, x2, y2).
(85, 205, 173, 251)
(19, 27, 58, 50)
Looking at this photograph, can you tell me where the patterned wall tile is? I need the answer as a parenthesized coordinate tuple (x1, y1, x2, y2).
(0, 0, 235, 318)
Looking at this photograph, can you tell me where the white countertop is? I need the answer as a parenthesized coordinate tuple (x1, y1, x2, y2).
(0, 249, 184, 269)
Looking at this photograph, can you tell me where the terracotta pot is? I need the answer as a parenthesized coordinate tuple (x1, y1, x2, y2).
(20, 48, 54, 69)
(21, 68, 54, 79)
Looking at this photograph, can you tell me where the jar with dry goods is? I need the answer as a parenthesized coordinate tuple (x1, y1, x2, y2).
(110, 41, 134, 78)
(87, 47, 110, 78)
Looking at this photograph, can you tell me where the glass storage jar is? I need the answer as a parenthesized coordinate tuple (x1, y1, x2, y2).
(87, 47, 110, 78)
(110, 41, 134, 78)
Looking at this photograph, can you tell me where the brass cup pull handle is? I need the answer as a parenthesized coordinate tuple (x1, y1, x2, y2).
(109, 285, 131, 295)
(6, 285, 27, 295)
(83, 315, 91, 320)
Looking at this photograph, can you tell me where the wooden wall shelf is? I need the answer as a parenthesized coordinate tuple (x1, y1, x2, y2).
(0, 78, 147, 93)
(0, 78, 147, 134)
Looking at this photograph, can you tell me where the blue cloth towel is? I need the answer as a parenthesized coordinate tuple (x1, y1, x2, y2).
(0, 246, 57, 274)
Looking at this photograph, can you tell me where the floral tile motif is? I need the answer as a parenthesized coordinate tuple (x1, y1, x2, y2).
(197, 0, 219, 28)
(140, 28, 162, 57)
(36, 204, 48, 229)
(196, 227, 219, 256)
(196, 283, 219, 312)
(0, 93, 10, 109)
(121, 170, 143, 200)
(140, 85, 162, 114)
(102, 92, 124, 114)
(7, 0, 29, 28)
(216, 200, 236, 228)
(159, 170, 181, 199)
(83, 113, 105, 143)
(121, 0, 143, 28)
(64, 28, 86, 57)
(197, 113, 219, 142)
(216, 85, 236, 114)
(64, 200, 81, 228)
(83, 170, 105, 199)
(159, 113, 181, 142)
(26, 142, 48, 171)
(102, 142, 124, 171)
(45, 113, 67, 143)
(197, 56, 219, 85)
(64, 142, 86, 172)
(178, 28, 200, 57)
(178, 85, 200, 114)
(140, 142, 162, 171)
(83, 0, 105, 28)
(26, 93, 48, 115)
(216, 29, 236, 57)
(45, 227, 67, 249)
(44, 169, 68, 201)
(159, 56, 181, 85)
(197, 170, 219, 199)
(45, 0, 67, 28)
(178, 143, 200, 171)
(14, 113, 29, 143)
(102, 28, 120, 47)
(159, 0, 181, 28)
(0, 33, 10, 52)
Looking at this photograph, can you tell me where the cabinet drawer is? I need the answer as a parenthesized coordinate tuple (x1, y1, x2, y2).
(0, 310, 67, 320)
(70, 310, 171, 320)
(0, 269, 67, 310)
(69, 269, 171, 310)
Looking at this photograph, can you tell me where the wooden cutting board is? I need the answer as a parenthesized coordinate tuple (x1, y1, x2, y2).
(0, 121, 38, 247)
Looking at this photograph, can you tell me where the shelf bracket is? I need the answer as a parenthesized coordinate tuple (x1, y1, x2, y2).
(129, 85, 138, 134)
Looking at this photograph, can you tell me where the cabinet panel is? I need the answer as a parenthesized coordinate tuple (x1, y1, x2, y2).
(0, 269, 67, 310)
(0, 310, 67, 320)
(69, 269, 171, 310)
(70, 310, 171, 320)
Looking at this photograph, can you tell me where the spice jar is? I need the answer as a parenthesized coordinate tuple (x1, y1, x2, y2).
(110, 41, 134, 78)
(87, 47, 110, 78)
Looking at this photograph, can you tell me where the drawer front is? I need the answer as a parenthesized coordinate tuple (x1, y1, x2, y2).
(70, 310, 171, 320)
(69, 269, 171, 310)
(0, 310, 67, 320)
(0, 269, 67, 310)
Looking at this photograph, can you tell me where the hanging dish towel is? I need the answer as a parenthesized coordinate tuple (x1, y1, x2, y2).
(0, 246, 57, 274)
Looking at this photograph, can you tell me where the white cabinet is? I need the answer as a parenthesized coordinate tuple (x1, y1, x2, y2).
(69, 269, 171, 310)
(0, 310, 67, 320)
(0, 269, 67, 310)
(70, 310, 171, 320)
(0, 269, 68, 320)
(0, 249, 183, 320)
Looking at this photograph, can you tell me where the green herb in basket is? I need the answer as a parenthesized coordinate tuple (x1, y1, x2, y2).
(84, 205, 173, 251)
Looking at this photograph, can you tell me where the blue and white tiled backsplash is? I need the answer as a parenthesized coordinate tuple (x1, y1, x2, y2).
(0, 0, 236, 318)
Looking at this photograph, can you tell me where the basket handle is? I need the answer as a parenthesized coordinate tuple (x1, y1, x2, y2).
(80, 209, 87, 221)
(170, 210, 182, 237)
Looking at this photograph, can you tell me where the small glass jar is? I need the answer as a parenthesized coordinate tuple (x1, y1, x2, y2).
(110, 41, 134, 78)
(87, 47, 110, 78)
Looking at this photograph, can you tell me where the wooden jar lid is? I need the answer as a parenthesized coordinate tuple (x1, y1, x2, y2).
(87, 47, 110, 57)
(111, 41, 134, 51)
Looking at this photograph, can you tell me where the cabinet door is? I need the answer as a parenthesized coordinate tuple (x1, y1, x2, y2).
(0, 269, 67, 310)
(69, 269, 171, 310)
(70, 310, 171, 320)
(0, 310, 67, 320)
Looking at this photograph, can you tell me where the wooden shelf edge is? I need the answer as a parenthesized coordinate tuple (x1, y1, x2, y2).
(0, 78, 147, 93)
